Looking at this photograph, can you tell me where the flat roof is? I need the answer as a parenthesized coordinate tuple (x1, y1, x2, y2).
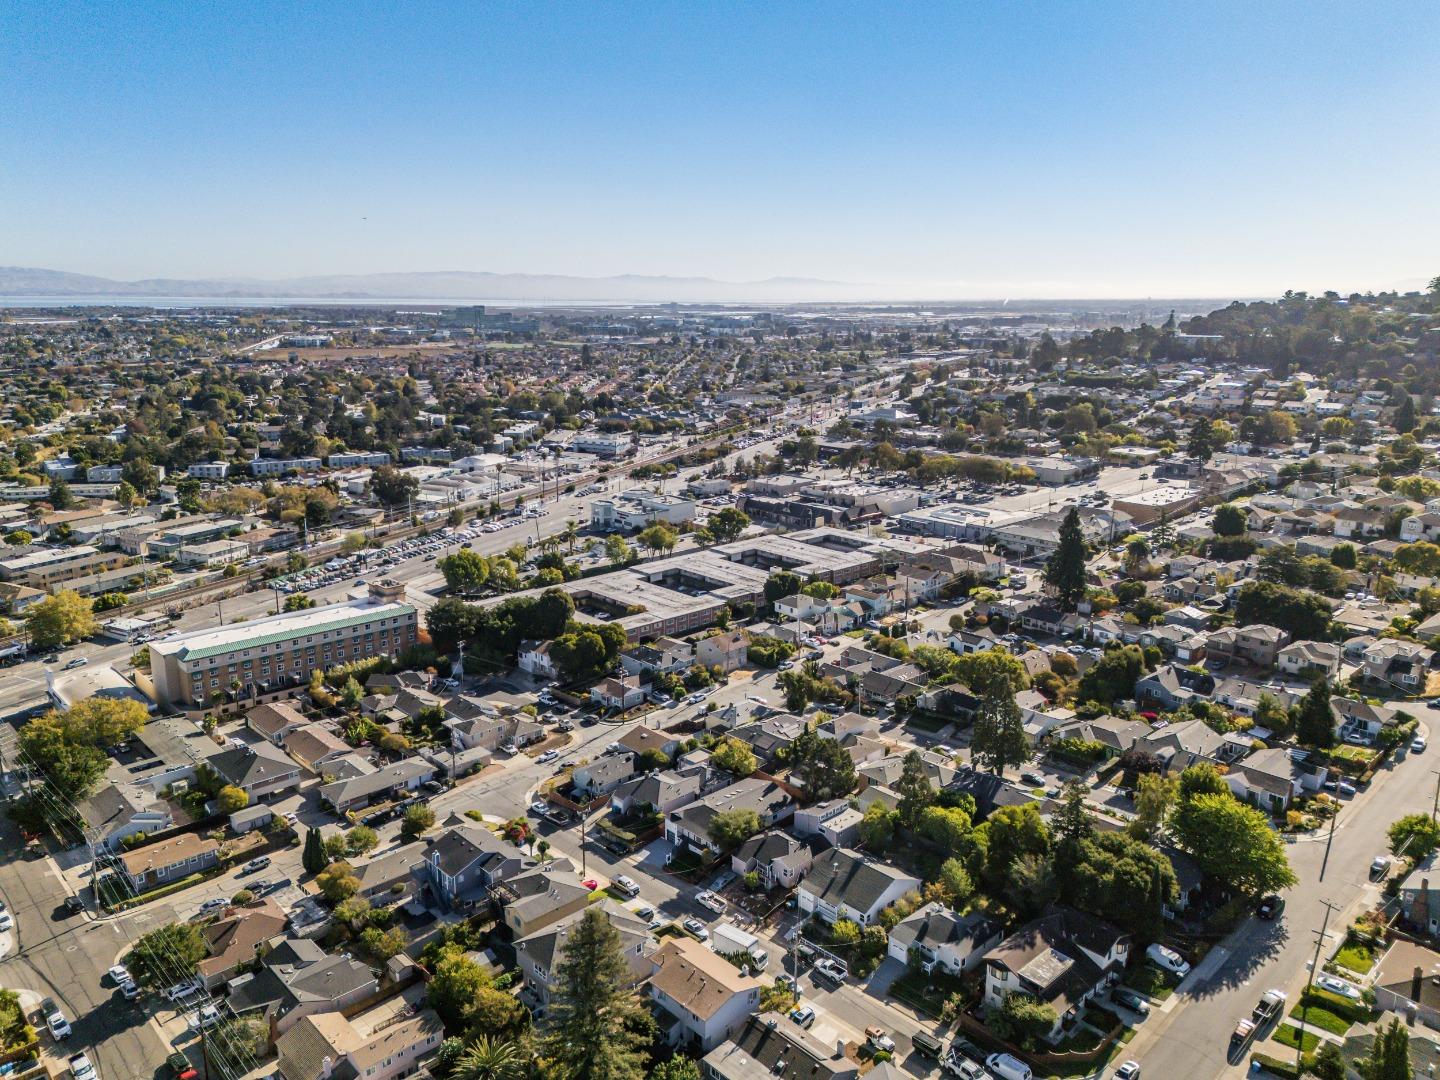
(150, 596, 414, 662)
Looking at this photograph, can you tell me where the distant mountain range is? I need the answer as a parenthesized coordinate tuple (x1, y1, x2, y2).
(0, 265, 882, 304)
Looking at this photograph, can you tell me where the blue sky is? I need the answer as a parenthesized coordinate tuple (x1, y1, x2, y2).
(2, 1, 1437, 297)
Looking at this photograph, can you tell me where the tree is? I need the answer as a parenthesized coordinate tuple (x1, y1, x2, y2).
(360, 926, 409, 962)
(971, 685, 1030, 775)
(707, 508, 750, 544)
(605, 533, 633, 567)
(47, 476, 76, 510)
(786, 727, 857, 801)
(346, 825, 380, 855)
(981, 803, 1050, 891)
(987, 992, 1058, 1050)
(24, 589, 97, 648)
(1178, 762, 1230, 801)
(895, 750, 936, 830)
(934, 857, 974, 907)
(427, 946, 494, 1031)
(952, 648, 1030, 696)
(1187, 417, 1216, 461)
(316, 860, 360, 903)
(542, 907, 654, 1080)
(707, 808, 762, 852)
(453, 1036, 528, 1080)
(1054, 830, 1178, 939)
(1234, 581, 1332, 641)
(45, 697, 147, 747)
(1389, 814, 1440, 860)
(1364, 1018, 1412, 1080)
(216, 785, 249, 814)
(1395, 394, 1418, 435)
(1311, 1042, 1346, 1080)
(1128, 772, 1178, 842)
(1076, 645, 1148, 706)
(1212, 503, 1247, 536)
(16, 717, 108, 799)
(125, 922, 206, 988)
(439, 548, 491, 593)
(709, 737, 757, 778)
(302, 826, 327, 875)
(1294, 678, 1336, 749)
(1042, 506, 1088, 613)
(858, 801, 897, 849)
(369, 464, 420, 508)
(763, 571, 803, 605)
(648, 1059, 701, 1080)
(403, 803, 436, 839)
(637, 523, 677, 555)
(1171, 793, 1297, 896)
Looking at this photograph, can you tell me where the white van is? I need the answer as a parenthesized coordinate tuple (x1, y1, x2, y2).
(986, 1054, 1033, 1080)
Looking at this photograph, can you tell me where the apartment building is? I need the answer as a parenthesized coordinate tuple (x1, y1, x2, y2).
(326, 451, 393, 468)
(248, 456, 322, 477)
(0, 545, 128, 590)
(148, 579, 417, 707)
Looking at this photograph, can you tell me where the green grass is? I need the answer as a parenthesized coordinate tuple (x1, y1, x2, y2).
(1332, 942, 1376, 975)
(1288, 1002, 1350, 1036)
(1273, 1025, 1320, 1053)
(1051, 1026, 1104, 1053)
(1123, 963, 1177, 1001)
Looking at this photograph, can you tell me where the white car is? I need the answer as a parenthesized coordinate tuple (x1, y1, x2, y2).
(536, 749, 559, 764)
(613, 875, 640, 897)
(107, 964, 132, 986)
(0, 912, 12, 932)
(1317, 974, 1363, 1001)
(1113, 1063, 1141, 1080)
(1145, 943, 1191, 978)
(1413, 735, 1428, 753)
(695, 890, 726, 914)
(529, 801, 550, 816)
(69, 1053, 96, 1080)
(197, 1004, 220, 1029)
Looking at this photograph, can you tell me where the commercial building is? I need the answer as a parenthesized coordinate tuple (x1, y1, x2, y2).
(1112, 485, 1205, 526)
(174, 539, 251, 569)
(590, 489, 697, 532)
(148, 579, 417, 708)
(0, 545, 128, 590)
(145, 518, 246, 558)
(572, 431, 633, 458)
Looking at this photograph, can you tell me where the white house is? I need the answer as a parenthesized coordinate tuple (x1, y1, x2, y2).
(795, 848, 921, 927)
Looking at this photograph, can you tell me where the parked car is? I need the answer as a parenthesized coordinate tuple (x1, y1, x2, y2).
(682, 918, 709, 940)
(41, 998, 70, 1039)
(107, 964, 132, 986)
(0, 912, 11, 932)
(986, 1053, 1033, 1080)
(1111, 988, 1151, 1016)
(1112, 1062, 1141, 1080)
(1413, 734, 1428, 753)
(69, 1053, 96, 1080)
(1371, 855, 1392, 878)
(62, 657, 89, 670)
(241, 856, 271, 874)
(1317, 975, 1363, 1000)
(695, 890, 726, 913)
(529, 800, 550, 816)
(613, 875, 640, 898)
(536, 749, 559, 764)
(1145, 943, 1192, 978)
(864, 1027, 895, 1053)
(813, 957, 848, 983)
(1256, 894, 1285, 920)
(166, 1053, 198, 1080)
(195, 897, 227, 917)
(789, 1004, 815, 1028)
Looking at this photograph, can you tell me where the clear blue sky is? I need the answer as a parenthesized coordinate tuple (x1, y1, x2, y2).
(3, 1, 1437, 297)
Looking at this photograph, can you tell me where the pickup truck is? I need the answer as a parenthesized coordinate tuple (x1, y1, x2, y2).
(1232, 989, 1287, 1044)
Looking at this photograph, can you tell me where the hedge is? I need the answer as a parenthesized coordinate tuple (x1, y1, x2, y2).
(1251, 1052, 1305, 1079)
(1299, 987, 1375, 1025)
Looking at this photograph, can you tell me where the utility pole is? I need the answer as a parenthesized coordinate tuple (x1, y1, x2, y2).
(1294, 899, 1342, 1075)
(579, 796, 593, 876)
(1431, 768, 1440, 822)
(1320, 804, 1339, 881)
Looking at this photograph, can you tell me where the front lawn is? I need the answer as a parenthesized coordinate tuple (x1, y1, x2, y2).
(1332, 942, 1376, 975)
(1123, 963, 1177, 1001)
(1051, 1025, 1105, 1053)
(1273, 1025, 1320, 1053)
(1288, 1001, 1350, 1036)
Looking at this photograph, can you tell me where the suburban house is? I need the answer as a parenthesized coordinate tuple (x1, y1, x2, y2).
(886, 904, 1003, 975)
(702, 1013, 861, 1080)
(318, 760, 436, 813)
(79, 782, 174, 852)
(283, 724, 351, 772)
(419, 821, 527, 910)
(609, 769, 702, 817)
(1370, 939, 1440, 1028)
(792, 799, 865, 848)
(275, 1008, 444, 1080)
(665, 779, 794, 857)
(208, 741, 307, 801)
(1332, 696, 1401, 744)
(729, 831, 814, 891)
(197, 900, 289, 988)
(1276, 640, 1343, 681)
(245, 702, 310, 746)
(619, 725, 683, 761)
(515, 901, 655, 1013)
(119, 832, 219, 891)
(795, 848, 922, 927)
(572, 753, 640, 798)
(620, 637, 694, 676)
(518, 640, 560, 679)
(492, 865, 593, 938)
(648, 935, 764, 1052)
(1224, 747, 1328, 814)
(696, 630, 749, 672)
(591, 675, 649, 711)
(1136, 717, 1247, 774)
(1206, 624, 1290, 668)
(1360, 638, 1432, 691)
(1134, 665, 1216, 709)
(351, 842, 426, 902)
(983, 907, 1131, 1042)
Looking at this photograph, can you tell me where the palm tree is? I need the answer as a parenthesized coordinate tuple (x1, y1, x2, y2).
(452, 1036, 527, 1080)
(561, 519, 579, 553)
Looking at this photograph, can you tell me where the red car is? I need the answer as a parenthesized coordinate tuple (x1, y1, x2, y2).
(583, 879, 599, 891)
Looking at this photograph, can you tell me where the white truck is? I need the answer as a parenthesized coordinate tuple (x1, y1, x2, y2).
(1232, 988, 1287, 1046)
(708, 921, 768, 971)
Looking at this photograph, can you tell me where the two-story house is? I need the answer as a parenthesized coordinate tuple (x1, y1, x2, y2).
(696, 630, 749, 673)
(887, 904, 1003, 975)
(665, 779, 794, 857)
(729, 831, 813, 891)
(208, 741, 307, 802)
(245, 701, 310, 746)
(648, 936, 764, 1052)
(515, 901, 655, 1013)
(79, 782, 174, 853)
(1205, 624, 1291, 669)
(795, 848, 922, 927)
(1276, 640, 1343, 682)
(984, 907, 1131, 1043)
(419, 821, 527, 910)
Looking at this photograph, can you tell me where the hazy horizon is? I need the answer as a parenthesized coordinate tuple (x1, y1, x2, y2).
(3, 1, 1438, 297)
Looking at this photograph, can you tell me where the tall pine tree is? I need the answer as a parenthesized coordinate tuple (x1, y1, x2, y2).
(302, 826, 326, 875)
(1042, 506, 1088, 613)
(894, 750, 936, 831)
(1294, 677, 1336, 749)
(971, 684, 1031, 776)
(542, 907, 653, 1080)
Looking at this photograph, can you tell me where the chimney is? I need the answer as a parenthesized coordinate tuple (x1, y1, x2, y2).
(320, 1057, 334, 1079)
(835, 1039, 846, 1059)
(1413, 878, 1431, 929)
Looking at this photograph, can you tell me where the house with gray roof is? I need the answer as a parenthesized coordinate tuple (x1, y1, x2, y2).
(515, 900, 654, 1013)
(419, 821, 527, 910)
(665, 779, 794, 856)
(227, 946, 379, 1036)
(702, 1013, 860, 1080)
(208, 740, 307, 801)
(886, 903, 1002, 975)
(78, 782, 173, 852)
(318, 759, 434, 813)
(795, 848, 921, 927)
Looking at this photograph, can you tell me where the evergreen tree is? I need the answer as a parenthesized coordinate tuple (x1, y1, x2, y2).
(1364, 1018, 1412, 1080)
(1187, 416, 1215, 461)
(894, 750, 936, 830)
(971, 684, 1031, 776)
(1042, 506, 1088, 613)
(1294, 677, 1336, 749)
(542, 907, 653, 1080)
(1396, 394, 1418, 435)
(302, 826, 327, 875)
